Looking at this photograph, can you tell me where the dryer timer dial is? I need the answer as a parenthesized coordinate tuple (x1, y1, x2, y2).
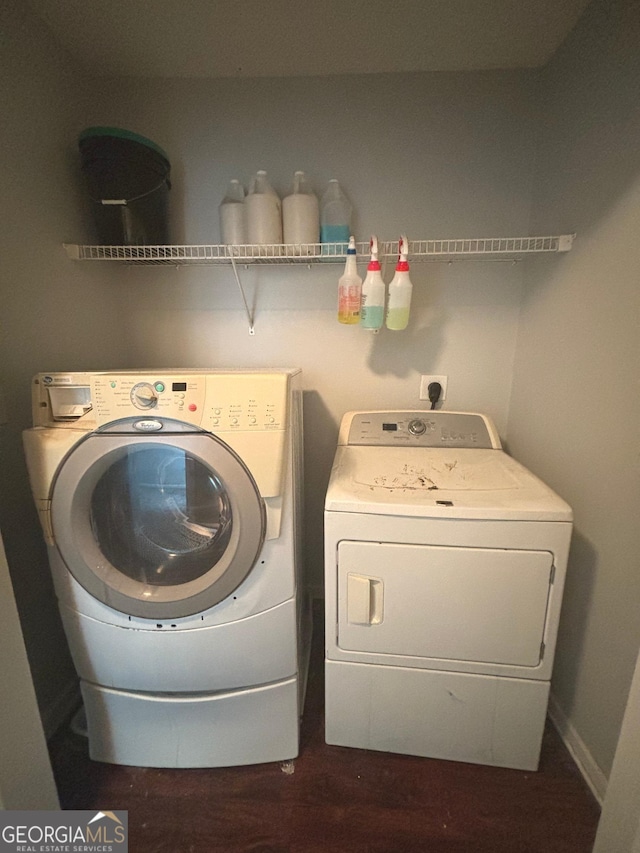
(130, 382, 158, 410)
(408, 418, 427, 436)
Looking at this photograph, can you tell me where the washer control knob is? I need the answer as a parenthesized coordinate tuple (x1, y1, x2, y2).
(130, 382, 158, 410)
(408, 418, 427, 436)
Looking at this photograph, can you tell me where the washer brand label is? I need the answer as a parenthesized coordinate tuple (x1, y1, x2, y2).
(42, 375, 74, 385)
(133, 419, 163, 432)
(0, 811, 128, 853)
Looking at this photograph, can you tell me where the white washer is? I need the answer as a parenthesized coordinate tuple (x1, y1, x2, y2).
(23, 369, 310, 768)
(324, 410, 572, 772)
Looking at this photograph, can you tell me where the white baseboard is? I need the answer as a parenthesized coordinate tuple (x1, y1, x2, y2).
(41, 679, 81, 740)
(548, 692, 607, 805)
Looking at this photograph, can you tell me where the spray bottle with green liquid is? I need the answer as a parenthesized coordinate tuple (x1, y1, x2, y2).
(385, 235, 413, 331)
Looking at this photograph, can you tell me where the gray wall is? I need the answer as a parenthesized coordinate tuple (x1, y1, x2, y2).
(0, 532, 58, 808)
(0, 0, 131, 733)
(594, 645, 640, 852)
(508, 0, 640, 783)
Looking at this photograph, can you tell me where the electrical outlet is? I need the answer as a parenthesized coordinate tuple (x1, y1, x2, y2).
(419, 375, 448, 405)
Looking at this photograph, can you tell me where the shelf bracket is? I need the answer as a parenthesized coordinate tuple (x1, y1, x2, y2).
(229, 251, 255, 335)
(558, 234, 575, 252)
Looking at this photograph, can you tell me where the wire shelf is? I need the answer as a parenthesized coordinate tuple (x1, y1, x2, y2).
(405, 236, 573, 256)
(64, 235, 574, 266)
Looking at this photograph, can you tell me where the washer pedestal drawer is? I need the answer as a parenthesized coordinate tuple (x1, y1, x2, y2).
(81, 676, 299, 767)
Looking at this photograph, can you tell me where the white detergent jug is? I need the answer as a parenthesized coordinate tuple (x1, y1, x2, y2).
(282, 171, 319, 251)
(218, 178, 246, 245)
(245, 170, 282, 245)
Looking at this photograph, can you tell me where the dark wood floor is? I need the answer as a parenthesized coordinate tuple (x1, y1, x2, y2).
(49, 606, 601, 852)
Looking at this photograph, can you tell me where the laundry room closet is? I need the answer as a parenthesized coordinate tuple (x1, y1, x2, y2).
(1, 0, 639, 839)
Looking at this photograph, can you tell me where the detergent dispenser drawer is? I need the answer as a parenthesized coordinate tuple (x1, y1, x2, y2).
(337, 541, 553, 668)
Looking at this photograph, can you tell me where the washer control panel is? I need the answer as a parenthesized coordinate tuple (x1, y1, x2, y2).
(93, 375, 207, 423)
(90, 373, 288, 431)
(344, 411, 500, 449)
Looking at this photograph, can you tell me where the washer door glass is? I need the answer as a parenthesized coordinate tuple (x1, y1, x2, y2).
(51, 429, 266, 619)
(91, 445, 232, 587)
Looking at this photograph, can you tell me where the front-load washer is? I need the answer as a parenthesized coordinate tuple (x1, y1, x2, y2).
(23, 369, 310, 768)
(324, 410, 573, 772)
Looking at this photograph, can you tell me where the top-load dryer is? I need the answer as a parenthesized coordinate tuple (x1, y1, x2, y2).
(24, 369, 310, 768)
(324, 410, 572, 772)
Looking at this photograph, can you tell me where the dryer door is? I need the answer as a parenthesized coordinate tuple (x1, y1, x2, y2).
(337, 540, 554, 668)
(50, 418, 265, 619)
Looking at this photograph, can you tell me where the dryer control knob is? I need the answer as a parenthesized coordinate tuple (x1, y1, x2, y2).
(408, 418, 427, 436)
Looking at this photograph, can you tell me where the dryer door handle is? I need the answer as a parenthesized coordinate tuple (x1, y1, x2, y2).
(347, 574, 383, 625)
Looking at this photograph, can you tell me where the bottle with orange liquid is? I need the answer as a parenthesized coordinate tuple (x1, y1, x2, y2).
(337, 235, 362, 324)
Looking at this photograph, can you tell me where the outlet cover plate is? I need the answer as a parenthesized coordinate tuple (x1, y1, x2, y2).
(419, 375, 448, 403)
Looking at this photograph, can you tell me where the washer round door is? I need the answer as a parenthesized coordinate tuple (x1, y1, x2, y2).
(50, 419, 266, 619)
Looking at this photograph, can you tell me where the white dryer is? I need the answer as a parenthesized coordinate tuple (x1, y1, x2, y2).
(23, 369, 310, 768)
(324, 410, 572, 772)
